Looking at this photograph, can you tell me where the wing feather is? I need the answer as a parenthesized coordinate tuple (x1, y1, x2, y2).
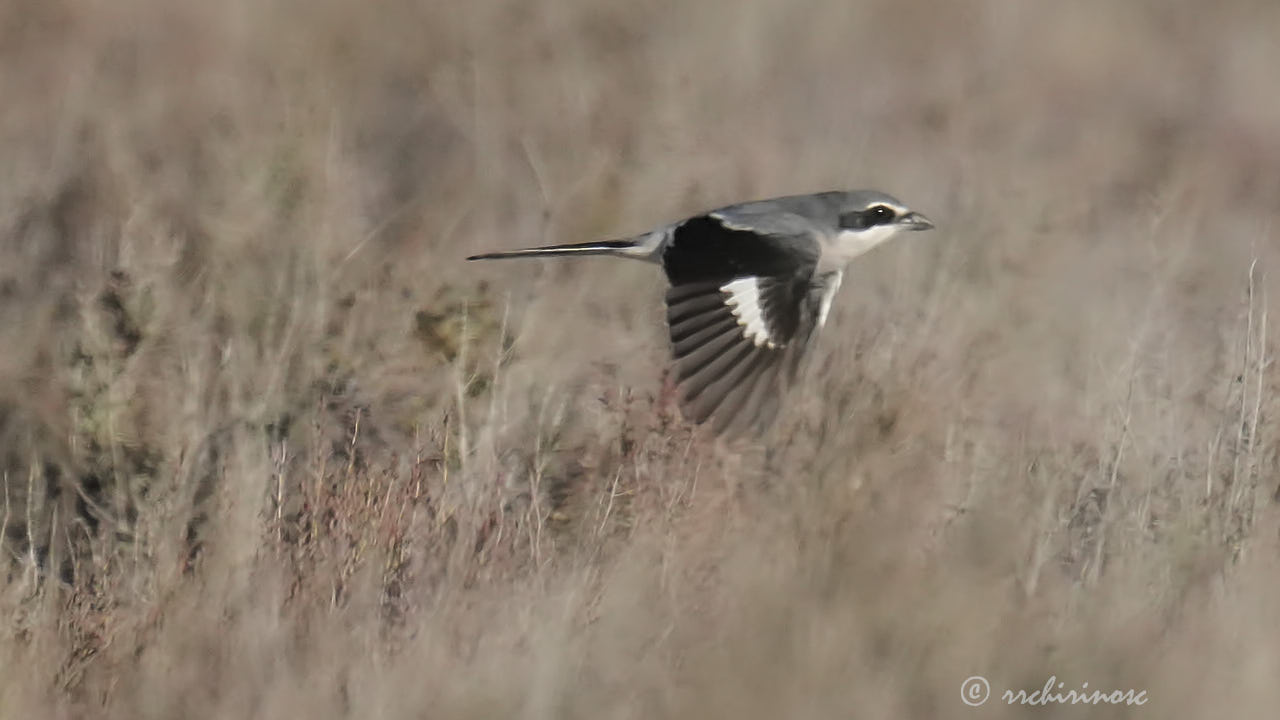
(726, 353, 785, 436)
(672, 316, 739, 357)
(681, 335, 758, 405)
(667, 292, 728, 326)
(674, 322, 747, 382)
(659, 212, 841, 435)
(699, 347, 771, 430)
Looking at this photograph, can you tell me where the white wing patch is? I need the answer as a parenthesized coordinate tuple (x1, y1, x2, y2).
(720, 277, 779, 349)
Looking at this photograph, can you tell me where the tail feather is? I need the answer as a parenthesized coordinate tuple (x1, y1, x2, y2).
(466, 239, 636, 261)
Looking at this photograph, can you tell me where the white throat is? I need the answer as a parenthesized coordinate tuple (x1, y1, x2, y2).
(822, 226, 903, 270)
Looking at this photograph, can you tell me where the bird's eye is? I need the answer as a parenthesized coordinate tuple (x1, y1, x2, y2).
(838, 205, 897, 230)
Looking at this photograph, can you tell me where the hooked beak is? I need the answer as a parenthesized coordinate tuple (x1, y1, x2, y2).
(898, 211, 935, 231)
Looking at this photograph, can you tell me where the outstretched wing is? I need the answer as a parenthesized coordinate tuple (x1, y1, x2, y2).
(660, 213, 840, 435)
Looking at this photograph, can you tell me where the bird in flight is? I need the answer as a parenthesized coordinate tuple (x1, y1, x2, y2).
(467, 190, 934, 436)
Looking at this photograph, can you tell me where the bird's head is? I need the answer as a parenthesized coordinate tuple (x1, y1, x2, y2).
(828, 190, 934, 263)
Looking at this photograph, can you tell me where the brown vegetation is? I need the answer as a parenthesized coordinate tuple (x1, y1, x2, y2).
(2, 0, 1279, 717)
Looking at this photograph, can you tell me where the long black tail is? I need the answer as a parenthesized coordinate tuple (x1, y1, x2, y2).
(466, 239, 637, 261)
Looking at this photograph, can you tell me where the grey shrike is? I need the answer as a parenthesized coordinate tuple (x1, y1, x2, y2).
(467, 190, 934, 435)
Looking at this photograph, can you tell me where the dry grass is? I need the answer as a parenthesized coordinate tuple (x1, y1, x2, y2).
(2, 0, 1279, 717)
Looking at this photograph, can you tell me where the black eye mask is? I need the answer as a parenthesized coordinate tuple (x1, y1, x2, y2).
(838, 205, 897, 230)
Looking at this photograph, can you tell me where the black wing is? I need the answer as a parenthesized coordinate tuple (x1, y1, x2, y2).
(660, 214, 836, 435)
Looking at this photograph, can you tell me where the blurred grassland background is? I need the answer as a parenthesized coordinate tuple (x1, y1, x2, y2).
(2, 0, 1280, 717)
